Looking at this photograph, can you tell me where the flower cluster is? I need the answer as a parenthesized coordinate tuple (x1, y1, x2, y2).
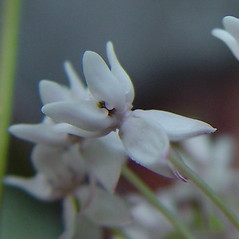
(6, 42, 216, 238)
(115, 135, 239, 239)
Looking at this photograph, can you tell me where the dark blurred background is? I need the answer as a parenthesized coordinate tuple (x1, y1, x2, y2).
(1, 0, 239, 238)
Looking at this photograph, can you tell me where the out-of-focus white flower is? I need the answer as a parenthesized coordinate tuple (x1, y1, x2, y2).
(121, 192, 175, 239)
(5, 143, 131, 239)
(212, 16, 239, 60)
(42, 42, 216, 178)
(6, 60, 130, 238)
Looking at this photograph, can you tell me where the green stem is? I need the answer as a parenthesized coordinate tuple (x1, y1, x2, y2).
(0, 0, 21, 202)
(121, 166, 196, 239)
(169, 154, 239, 232)
(110, 228, 133, 239)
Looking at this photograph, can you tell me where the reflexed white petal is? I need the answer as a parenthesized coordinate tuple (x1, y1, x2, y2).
(42, 100, 113, 131)
(134, 110, 216, 142)
(53, 123, 111, 138)
(4, 174, 57, 201)
(39, 80, 71, 105)
(83, 51, 126, 111)
(106, 41, 135, 105)
(119, 112, 171, 176)
(82, 133, 126, 191)
(31, 145, 72, 182)
(60, 195, 77, 239)
(60, 196, 102, 239)
(223, 16, 239, 41)
(212, 29, 239, 60)
(8, 123, 72, 147)
(64, 61, 89, 100)
(76, 186, 131, 226)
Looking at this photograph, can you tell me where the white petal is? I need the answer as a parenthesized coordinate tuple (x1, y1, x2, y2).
(8, 123, 72, 147)
(63, 61, 89, 100)
(31, 145, 72, 183)
(76, 186, 131, 226)
(83, 51, 126, 111)
(53, 123, 111, 138)
(4, 174, 57, 201)
(39, 80, 71, 105)
(81, 133, 126, 191)
(60, 195, 77, 239)
(223, 16, 239, 41)
(42, 100, 114, 131)
(119, 112, 172, 177)
(60, 196, 102, 239)
(134, 110, 216, 142)
(212, 29, 239, 60)
(106, 41, 135, 105)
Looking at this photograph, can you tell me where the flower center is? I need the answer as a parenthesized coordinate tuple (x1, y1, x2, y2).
(97, 100, 116, 116)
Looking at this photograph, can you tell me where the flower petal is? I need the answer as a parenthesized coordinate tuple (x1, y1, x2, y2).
(39, 80, 71, 105)
(212, 28, 239, 60)
(53, 123, 111, 138)
(106, 41, 135, 105)
(76, 186, 131, 226)
(119, 112, 172, 177)
(42, 100, 113, 131)
(8, 122, 72, 147)
(60, 196, 102, 239)
(83, 51, 126, 111)
(63, 61, 89, 100)
(81, 132, 126, 192)
(31, 145, 85, 189)
(223, 16, 239, 41)
(4, 174, 56, 201)
(134, 110, 216, 142)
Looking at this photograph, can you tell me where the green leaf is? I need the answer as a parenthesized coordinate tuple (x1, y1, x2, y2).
(0, 187, 62, 239)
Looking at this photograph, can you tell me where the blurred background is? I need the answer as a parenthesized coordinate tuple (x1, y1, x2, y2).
(1, 0, 239, 238)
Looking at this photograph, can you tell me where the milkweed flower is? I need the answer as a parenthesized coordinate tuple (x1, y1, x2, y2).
(212, 16, 239, 60)
(42, 42, 216, 178)
(5, 60, 130, 238)
(5, 144, 131, 239)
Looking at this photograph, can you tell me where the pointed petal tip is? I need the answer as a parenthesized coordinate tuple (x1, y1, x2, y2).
(223, 15, 238, 25)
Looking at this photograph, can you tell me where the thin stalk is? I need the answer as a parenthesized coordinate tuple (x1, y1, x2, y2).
(110, 228, 133, 239)
(121, 166, 196, 239)
(169, 154, 239, 232)
(0, 0, 21, 202)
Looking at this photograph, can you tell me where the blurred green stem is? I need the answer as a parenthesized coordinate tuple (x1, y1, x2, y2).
(110, 228, 133, 239)
(169, 154, 239, 233)
(0, 0, 21, 203)
(122, 166, 196, 239)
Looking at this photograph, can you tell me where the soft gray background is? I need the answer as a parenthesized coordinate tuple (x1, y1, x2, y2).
(1, 1, 239, 238)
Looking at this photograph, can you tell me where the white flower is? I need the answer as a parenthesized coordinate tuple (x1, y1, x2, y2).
(5, 144, 131, 239)
(42, 42, 216, 178)
(212, 16, 239, 60)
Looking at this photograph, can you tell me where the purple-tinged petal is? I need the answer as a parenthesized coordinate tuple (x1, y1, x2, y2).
(106, 42, 135, 105)
(134, 110, 216, 142)
(83, 51, 126, 111)
(8, 123, 72, 147)
(4, 174, 57, 201)
(42, 100, 114, 131)
(119, 112, 172, 177)
(39, 80, 71, 105)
